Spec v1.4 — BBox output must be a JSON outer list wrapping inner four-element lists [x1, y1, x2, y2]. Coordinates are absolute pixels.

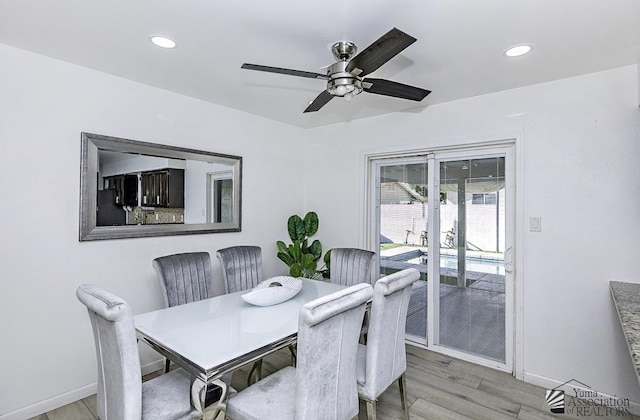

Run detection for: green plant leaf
[[303, 261, 317, 272], [308, 240, 322, 260], [303, 212, 319, 236], [277, 251, 294, 266], [288, 215, 305, 241], [276, 240, 288, 254], [322, 249, 332, 278], [289, 241, 303, 262], [301, 254, 317, 271], [290, 263, 303, 278]]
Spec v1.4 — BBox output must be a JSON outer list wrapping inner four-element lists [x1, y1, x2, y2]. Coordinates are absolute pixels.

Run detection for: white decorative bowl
[[241, 276, 303, 307]]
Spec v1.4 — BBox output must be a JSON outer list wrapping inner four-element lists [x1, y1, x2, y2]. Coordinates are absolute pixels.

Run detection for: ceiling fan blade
[[346, 28, 416, 77], [363, 78, 431, 101], [304, 90, 334, 113], [241, 63, 330, 80]]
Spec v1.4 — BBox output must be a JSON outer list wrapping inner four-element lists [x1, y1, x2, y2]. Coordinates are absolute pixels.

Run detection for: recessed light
[[504, 44, 531, 57], [150, 36, 176, 49]]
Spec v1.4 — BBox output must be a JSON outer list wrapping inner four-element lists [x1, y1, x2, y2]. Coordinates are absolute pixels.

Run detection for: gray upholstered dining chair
[[356, 268, 420, 420], [216, 245, 263, 294], [216, 245, 270, 384], [329, 248, 377, 342], [153, 252, 219, 373], [76, 284, 201, 420], [153, 252, 218, 310], [225, 283, 374, 420], [329, 248, 376, 286], [153, 252, 232, 416]]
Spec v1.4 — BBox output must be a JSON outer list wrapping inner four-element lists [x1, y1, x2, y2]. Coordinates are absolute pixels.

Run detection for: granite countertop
[[610, 281, 640, 383]]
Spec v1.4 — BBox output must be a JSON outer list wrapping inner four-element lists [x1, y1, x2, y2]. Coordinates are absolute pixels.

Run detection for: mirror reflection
[[80, 133, 242, 241]]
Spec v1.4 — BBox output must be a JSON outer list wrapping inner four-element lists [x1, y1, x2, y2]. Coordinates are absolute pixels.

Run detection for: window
[[472, 193, 497, 205]]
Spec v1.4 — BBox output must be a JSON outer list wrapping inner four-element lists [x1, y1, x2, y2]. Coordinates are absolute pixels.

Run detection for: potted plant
[[276, 211, 330, 278]]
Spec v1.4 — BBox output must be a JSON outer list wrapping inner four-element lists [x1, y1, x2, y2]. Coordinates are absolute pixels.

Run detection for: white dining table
[[134, 278, 346, 411]]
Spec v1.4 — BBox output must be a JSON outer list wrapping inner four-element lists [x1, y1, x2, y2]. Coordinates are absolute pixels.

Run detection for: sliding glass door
[[370, 145, 514, 369], [375, 157, 430, 340], [436, 156, 507, 363]]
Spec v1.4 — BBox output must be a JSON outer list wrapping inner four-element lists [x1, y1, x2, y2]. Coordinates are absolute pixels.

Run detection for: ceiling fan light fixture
[[150, 35, 176, 49], [504, 44, 531, 57], [242, 28, 430, 112], [331, 41, 357, 61], [327, 76, 363, 98]]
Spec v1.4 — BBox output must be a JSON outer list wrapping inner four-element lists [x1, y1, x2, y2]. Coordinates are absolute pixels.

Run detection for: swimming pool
[[407, 252, 505, 276]]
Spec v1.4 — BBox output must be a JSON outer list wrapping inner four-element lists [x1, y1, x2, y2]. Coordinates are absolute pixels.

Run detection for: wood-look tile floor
[[30, 345, 637, 420]]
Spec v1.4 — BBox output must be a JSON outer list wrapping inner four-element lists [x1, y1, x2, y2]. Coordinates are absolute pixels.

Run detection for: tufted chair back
[[153, 252, 217, 307], [216, 246, 263, 293], [329, 247, 376, 286]]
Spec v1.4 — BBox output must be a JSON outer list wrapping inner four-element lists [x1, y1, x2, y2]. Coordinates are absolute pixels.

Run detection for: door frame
[[428, 146, 514, 372], [206, 170, 233, 223], [362, 137, 524, 376]]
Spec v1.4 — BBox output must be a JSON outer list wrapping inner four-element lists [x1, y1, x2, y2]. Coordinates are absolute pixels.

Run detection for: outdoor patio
[[381, 246, 506, 363]]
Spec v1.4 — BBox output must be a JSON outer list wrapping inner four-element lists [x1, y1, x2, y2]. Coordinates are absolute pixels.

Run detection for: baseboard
[[0, 383, 96, 420], [0, 359, 164, 420], [524, 372, 640, 415], [141, 358, 165, 376]]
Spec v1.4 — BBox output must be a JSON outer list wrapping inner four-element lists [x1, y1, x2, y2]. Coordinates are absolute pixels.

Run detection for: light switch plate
[[530, 216, 541, 232]]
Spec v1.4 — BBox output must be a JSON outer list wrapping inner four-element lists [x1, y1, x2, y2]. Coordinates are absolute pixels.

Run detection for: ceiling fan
[[241, 28, 431, 113]]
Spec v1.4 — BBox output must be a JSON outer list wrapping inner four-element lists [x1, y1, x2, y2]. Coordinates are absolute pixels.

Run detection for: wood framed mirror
[[79, 132, 242, 241]]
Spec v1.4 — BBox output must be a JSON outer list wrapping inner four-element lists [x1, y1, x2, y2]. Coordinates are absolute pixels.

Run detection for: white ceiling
[[1, 0, 639, 129]]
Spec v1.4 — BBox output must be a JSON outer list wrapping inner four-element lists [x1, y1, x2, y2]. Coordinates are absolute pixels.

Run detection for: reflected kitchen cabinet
[[141, 168, 184, 208], [103, 174, 138, 207]]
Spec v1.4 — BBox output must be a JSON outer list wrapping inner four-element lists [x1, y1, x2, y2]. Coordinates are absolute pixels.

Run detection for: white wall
[[0, 44, 305, 418], [2, 39, 639, 417], [305, 66, 640, 404], [100, 155, 184, 177]]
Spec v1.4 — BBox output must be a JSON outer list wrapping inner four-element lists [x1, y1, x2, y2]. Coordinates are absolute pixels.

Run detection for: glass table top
[[134, 278, 345, 377]]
